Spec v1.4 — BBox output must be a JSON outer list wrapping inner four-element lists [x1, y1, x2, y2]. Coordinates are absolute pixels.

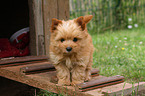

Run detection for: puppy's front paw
[[85, 76, 91, 82], [58, 80, 70, 86]]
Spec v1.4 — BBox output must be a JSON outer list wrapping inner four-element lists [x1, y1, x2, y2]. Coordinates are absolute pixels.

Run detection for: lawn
[[92, 27, 145, 83]]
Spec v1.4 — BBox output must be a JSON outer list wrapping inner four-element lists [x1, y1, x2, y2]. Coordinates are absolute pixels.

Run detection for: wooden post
[[57, 0, 70, 20], [43, 0, 70, 56], [42, 0, 58, 56], [29, 0, 69, 56], [29, 0, 45, 56]]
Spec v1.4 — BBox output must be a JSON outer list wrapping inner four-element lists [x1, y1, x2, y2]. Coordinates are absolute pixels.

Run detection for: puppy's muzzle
[[66, 47, 72, 52]]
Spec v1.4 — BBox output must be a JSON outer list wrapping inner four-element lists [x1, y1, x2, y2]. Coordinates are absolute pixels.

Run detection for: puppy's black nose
[[66, 47, 72, 52]]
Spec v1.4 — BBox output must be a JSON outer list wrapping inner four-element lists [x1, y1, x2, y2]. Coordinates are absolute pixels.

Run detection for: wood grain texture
[[29, 0, 69, 55], [36, 0, 45, 55], [78, 75, 124, 89], [29, 0, 45, 55], [42, 0, 58, 56], [0, 55, 48, 66], [0, 64, 102, 96], [29, 0, 38, 56], [20, 63, 54, 73], [80, 80, 124, 92], [42, 0, 70, 56], [57, 0, 70, 20]]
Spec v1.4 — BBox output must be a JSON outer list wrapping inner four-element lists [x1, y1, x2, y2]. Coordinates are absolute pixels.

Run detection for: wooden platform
[[0, 57, 145, 96]]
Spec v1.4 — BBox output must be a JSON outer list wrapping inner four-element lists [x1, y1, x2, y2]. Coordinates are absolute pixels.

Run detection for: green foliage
[[37, 90, 57, 96], [70, 0, 145, 33]]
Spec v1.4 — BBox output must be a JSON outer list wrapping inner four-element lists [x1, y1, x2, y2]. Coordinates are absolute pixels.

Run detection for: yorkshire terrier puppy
[[49, 15, 94, 86]]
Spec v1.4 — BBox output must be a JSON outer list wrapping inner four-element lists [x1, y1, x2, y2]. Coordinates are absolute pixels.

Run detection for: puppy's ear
[[51, 18, 62, 32], [75, 16, 86, 30], [83, 15, 93, 24], [75, 15, 93, 30]]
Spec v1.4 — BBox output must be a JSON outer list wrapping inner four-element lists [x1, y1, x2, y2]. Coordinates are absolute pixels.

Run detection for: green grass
[[92, 27, 145, 83]]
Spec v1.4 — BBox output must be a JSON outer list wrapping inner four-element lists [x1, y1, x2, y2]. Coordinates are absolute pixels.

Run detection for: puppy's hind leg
[[55, 64, 70, 86]]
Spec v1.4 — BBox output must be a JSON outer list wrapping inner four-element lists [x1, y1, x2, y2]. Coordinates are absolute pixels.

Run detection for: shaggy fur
[[49, 15, 94, 86]]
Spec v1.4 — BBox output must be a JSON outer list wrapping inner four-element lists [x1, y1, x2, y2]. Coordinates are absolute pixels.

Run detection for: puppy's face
[[50, 15, 93, 55]]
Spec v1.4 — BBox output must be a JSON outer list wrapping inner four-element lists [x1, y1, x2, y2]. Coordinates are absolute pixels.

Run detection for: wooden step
[[0, 55, 48, 67], [0, 58, 144, 96], [77, 75, 124, 92]]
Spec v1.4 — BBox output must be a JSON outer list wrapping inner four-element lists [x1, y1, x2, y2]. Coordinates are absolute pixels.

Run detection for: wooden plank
[[100, 82, 145, 96], [28, 0, 45, 56], [0, 63, 144, 96], [20, 63, 54, 73], [0, 60, 48, 68], [57, 0, 70, 20], [0, 56, 48, 67], [91, 69, 100, 77], [85, 82, 145, 96], [36, 0, 45, 55], [91, 69, 99, 75], [0, 64, 102, 96], [42, 0, 58, 56], [38, 35, 45, 55], [80, 80, 124, 92], [20, 63, 99, 76], [42, 0, 70, 56], [77, 75, 124, 92], [28, 0, 38, 56]]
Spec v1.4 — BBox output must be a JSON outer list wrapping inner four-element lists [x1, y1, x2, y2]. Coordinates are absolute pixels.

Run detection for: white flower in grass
[[133, 45, 135, 47], [119, 40, 122, 42], [128, 25, 132, 29], [139, 41, 143, 44], [128, 18, 132, 21], [134, 24, 138, 27], [115, 46, 118, 48], [124, 37, 127, 40]]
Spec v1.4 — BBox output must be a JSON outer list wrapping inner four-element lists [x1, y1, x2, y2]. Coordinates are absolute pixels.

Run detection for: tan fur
[[49, 15, 94, 86]]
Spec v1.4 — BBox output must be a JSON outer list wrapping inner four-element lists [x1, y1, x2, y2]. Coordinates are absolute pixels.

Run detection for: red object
[[0, 38, 29, 58], [11, 32, 29, 49]]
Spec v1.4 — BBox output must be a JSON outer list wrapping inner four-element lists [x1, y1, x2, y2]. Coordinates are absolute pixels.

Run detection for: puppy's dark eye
[[73, 38, 78, 42], [60, 38, 65, 42]]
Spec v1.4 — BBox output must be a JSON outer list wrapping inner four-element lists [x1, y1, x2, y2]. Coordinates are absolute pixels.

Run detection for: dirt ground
[[0, 76, 39, 96]]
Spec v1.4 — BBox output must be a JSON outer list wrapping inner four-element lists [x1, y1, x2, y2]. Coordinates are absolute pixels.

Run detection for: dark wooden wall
[[29, 0, 69, 56]]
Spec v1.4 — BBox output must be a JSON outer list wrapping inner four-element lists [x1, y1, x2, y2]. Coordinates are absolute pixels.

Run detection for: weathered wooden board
[[0, 56, 48, 67], [28, 0, 69, 55], [0, 62, 144, 96], [36, 0, 45, 55], [77, 75, 124, 92], [90, 82, 145, 96], [28, 0, 44, 55], [0, 62, 102, 96], [57, 0, 70, 20], [42, 0, 70, 56], [42, 0, 58, 56]]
